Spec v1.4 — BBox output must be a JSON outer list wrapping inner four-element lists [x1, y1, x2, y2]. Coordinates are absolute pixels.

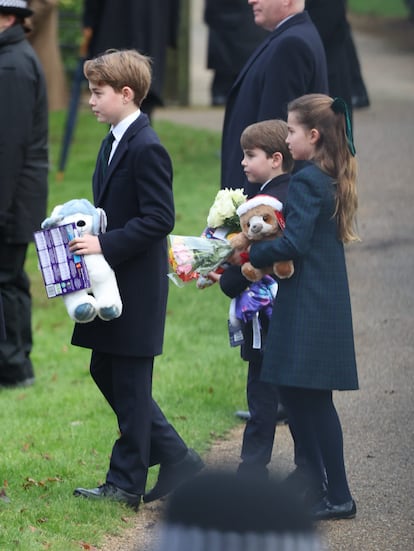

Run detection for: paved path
[[104, 13, 414, 551]]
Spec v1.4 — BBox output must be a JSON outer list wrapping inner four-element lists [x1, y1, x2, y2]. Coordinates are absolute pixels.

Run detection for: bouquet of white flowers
[[206, 188, 247, 232]]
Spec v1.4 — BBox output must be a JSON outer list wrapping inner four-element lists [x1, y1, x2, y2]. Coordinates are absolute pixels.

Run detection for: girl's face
[[88, 82, 125, 126], [286, 111, 317, 161], [241, 147, 276, 184]]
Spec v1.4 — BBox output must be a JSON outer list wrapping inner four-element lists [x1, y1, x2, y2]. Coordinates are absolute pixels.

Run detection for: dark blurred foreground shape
[[152, 471, 327, 551]]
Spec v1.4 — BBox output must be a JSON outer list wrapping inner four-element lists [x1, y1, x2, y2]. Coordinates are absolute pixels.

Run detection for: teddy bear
[[229, 194, 294, 282], [40, 198, 122, 323]]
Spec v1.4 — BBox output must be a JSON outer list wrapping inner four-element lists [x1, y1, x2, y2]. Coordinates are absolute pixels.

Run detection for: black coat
[[305, 0, 352, 110], [0, 25, 48, 243], [0, 295, 5, 341], [83, 0, 180, 105], [221, 12, 328, 196], [204, 0, 268, 75], [72, 114, 175, 357]]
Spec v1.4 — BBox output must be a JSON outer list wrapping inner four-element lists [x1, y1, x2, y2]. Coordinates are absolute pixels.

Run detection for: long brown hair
[[288, 94, 359, 243]]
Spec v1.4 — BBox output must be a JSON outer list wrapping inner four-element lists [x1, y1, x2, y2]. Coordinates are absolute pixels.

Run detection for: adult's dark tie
[[99, 131, 115, 179]]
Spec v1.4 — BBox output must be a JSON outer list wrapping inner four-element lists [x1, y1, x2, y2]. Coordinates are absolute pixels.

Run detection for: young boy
[[69, 49, 203, 510], [212, 120, 294, 478]]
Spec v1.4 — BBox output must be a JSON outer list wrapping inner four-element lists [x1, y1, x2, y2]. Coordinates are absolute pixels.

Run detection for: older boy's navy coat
[[221, 11, 328, 196], [250, 164, 358, 391], [72, 114, 174, 358]]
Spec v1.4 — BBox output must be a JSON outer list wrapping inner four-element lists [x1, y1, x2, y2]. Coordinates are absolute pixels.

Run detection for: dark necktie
[[99, 131, 115, 179]]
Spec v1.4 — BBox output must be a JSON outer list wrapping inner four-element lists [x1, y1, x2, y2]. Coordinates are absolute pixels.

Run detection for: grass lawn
[[0, 108, 246, 550], [348, 0, 410, 18]]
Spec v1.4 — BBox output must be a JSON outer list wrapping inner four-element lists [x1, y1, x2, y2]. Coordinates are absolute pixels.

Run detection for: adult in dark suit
[[204, 0, 269, 106], [82, 0, 180, 119], [70, 50, 203, 510], [221, 0, 328, 197], [306, 0, 352, 115]]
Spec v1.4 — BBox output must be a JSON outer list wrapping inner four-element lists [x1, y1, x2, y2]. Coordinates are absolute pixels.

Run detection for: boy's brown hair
[[84, 49, 152, 107], [240, 120, 294, 173]]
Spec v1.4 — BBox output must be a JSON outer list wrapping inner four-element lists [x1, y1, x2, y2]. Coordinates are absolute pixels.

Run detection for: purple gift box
[[33, 223, 91, 298]]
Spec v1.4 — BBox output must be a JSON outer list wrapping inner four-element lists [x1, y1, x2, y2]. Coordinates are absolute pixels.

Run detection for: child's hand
[[69, 234, 102, 255], [206, 271, 221, 283], [227, 249, 245, 266]]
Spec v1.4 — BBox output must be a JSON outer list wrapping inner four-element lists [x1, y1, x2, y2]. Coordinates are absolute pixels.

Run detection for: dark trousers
[[345, 22, 369, 98], [278, 386, 352, 504], [239, 358, 279, 476], [90, 351, 188, 494], [0, 242, 34, 384]]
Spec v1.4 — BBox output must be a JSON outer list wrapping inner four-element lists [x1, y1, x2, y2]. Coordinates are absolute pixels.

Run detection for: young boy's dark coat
[[72, 114, 174, 357]]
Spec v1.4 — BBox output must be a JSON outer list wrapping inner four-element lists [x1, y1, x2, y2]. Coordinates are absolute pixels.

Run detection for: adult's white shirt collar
[[275, 13, 296, 29]]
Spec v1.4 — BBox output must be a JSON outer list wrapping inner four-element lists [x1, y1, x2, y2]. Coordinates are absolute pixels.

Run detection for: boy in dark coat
[[70, 49, 203, 510], [0, 0, 48, 388], [210, 120, 294, 478]]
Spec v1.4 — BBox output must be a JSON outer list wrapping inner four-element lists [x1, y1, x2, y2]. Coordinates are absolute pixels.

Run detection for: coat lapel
[[230, 12, 308, 92], [94, 114, 150, 203]]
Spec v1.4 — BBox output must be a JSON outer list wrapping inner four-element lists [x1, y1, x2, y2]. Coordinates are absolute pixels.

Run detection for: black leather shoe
[[283, 467, 327, 507], [312, 497, 356, 521], [275, 403, 289, 424], [0, 377, 35, 389], [73, 482, 141, 511], [235, 404, 288, 424], [235, 410, 251, 421], [352, 94, 370, 109], [143, 448, 204, 503]]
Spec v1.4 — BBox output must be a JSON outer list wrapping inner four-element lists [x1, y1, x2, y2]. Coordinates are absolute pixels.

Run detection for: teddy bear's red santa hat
[[236, 194, 286, 230]]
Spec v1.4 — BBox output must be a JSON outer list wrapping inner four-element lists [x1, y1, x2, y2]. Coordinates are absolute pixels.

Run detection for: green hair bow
[[331, 97, 356, 156]]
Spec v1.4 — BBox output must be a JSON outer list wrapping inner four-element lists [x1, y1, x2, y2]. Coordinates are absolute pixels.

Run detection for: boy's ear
[[271, 151, 283, 167], [121, 86, 134, 103]]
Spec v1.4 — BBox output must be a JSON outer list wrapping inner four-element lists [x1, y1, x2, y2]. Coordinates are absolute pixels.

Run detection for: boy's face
[[241, 147, 281, 184], [88, 82, 128, 126]]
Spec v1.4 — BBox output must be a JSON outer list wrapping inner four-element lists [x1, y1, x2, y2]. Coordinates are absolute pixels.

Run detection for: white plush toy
[[41, 198, 122, 324]]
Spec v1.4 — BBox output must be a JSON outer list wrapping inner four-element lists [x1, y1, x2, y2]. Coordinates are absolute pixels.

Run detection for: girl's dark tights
[[279, 386, 352, 504]]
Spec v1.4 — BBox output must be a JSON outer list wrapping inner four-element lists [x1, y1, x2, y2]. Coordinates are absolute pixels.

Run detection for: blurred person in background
[[81, 0, 180, 121], [0, 0, 48, 389], [28, 0, 68, 111], [305, 0, 352, 114], [204, 0, 269, 106], [306, 0, 369, 114]]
